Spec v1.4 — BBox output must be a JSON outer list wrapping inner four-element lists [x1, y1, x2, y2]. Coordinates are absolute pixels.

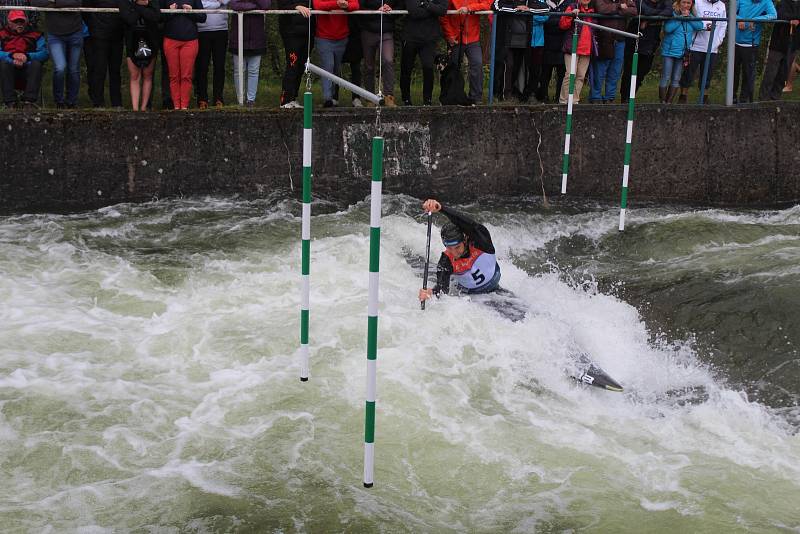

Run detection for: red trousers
[[163, 37, 199, 109]]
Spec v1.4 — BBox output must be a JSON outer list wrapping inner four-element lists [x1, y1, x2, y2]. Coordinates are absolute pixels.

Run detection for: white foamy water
[[0, 197, 798, 532]]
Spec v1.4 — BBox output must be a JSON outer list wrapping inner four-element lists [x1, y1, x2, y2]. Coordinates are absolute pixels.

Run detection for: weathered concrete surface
[[0, 103, 798, 213]]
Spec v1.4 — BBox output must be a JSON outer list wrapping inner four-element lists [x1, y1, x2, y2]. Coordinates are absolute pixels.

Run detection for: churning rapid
[[0, 195, 798, 531]]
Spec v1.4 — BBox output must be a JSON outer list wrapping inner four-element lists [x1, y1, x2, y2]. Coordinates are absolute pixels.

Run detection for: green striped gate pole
[[619, 52, 638, 231], [561, 23, 579, 194], [364, 135, 384, 488], [300, 91, 312, 381]]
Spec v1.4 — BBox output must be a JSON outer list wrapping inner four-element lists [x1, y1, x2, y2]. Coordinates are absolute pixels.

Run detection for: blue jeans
[[48, 30, 84, 106], [232, 54, 261, 103], [589, 40, 625, 102], [660, 56, 684, 88], [315, 36, 347, 101]]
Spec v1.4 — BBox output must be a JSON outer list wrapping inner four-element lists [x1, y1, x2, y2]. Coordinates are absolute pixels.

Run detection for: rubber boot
[[658, 86, 667, 103], [665, 86, 678, 104], [678, 92, 688, 104]]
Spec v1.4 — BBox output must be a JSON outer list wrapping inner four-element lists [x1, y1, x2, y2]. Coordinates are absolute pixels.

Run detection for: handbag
[[134, 38, 152, 60]]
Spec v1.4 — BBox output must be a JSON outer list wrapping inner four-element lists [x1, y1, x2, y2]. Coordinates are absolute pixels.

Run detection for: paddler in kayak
[[418, 198, 501, 303]]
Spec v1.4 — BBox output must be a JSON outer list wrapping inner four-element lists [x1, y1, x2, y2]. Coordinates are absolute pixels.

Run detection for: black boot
[[665, 87, 678, 103]]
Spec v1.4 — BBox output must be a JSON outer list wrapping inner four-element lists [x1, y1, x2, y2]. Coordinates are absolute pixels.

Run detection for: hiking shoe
[[678, 94, 688, 104], [403, 98, 412, 106], [384, 95, 397, 107], [352, 97, 363, 107], [281, 100, 303, 109], [323, 100, 334, 108], [215, 99, 224, 109], [198, 100, 209, 110]]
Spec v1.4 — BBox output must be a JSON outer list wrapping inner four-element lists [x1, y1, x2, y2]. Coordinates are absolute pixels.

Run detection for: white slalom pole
[[363, 136, 384, 488]]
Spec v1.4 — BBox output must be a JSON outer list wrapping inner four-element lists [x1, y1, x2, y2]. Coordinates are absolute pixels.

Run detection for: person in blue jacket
[[0, 10, 49, 108], [659, 0, 704, 103], [733, 0, 777, 103]]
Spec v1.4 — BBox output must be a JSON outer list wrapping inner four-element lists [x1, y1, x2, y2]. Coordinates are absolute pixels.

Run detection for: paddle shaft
[[421, 212, 433, 310]]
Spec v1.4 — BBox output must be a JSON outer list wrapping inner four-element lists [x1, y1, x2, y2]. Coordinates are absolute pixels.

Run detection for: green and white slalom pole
[[619, 50, 638, 231], [363, 135, 384, 488], [300, 91, 312, 381], [561, 21, 580, 195]]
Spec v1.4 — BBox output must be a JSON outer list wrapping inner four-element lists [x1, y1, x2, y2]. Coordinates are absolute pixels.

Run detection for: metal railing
[[1, 5, 795, 108]]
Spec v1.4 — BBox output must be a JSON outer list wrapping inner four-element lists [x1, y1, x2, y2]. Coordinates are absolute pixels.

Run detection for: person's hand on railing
[[182, 2, 193, 9], [457, 6, 468, 13], [295, 4, 311, 17], [516, 4, 530, 11], [336, 0, 348, 8], [378, 3, 392, 12]]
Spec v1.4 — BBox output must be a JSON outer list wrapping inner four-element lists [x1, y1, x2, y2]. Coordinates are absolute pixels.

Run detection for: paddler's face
[[445, 242, 467, 257]]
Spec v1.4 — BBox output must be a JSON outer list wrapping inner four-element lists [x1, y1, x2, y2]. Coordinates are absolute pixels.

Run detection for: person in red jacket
[[440, 0, 493, 104], [558, 0, 595, 104], [313, 0, 359, 107]]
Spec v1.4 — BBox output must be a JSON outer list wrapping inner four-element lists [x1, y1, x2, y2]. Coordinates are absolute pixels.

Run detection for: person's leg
[[785, 53, 799, 91], [316, 37, 335, 102], [22, 60, 44, 103], [160, 46, 172, 109], [108, 32, 124, 107], [163, 37, 182, 109], [573, 55, 589, 103], [65, 30, 84, 107], [210, 30, 227, 104], [182, 38, 199, 108], [90, 36, 110, 106], [245, 54, 261, 104], [380, 32, 395, 96], [526, 47, 543, 101], [742, 45, 757, 102], [361, 31, 378, 95], [141, 59, 155, 110], [280, 32, 305, 105], [559, 53, 572, 104], [127, 58, 142, 110], [194, 31, 212, 105], [637, 53, 655, 91], [589, 58, 609, 102], [603, 40, 625, 102], [659, 56, 673, 101], [331, 38, 346, 88], [400, 40, 416, 103], [419, 40, 435, 104], [466, 41, 483, 102], [48, 33, 67, 105], [0, 62, 16, 105]]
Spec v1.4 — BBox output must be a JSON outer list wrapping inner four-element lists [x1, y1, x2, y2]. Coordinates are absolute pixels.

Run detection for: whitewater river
[[0, 195, 798, 532]]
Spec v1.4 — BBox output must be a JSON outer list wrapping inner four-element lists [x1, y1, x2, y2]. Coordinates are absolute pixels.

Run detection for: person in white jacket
[[195, 0, 230, 108], [678, 0, 726, 103]]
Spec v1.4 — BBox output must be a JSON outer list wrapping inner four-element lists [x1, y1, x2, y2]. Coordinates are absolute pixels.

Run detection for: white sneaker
[[281, 100, 302, 109], [332, 99, 339, 106], [352, 97, 363, 107]]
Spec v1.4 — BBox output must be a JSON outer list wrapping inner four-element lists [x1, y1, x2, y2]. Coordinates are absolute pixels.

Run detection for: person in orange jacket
[[440, 0, 493, 104]]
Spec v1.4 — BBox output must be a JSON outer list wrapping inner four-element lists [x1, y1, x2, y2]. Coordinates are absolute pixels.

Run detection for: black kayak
[[573, 353, 624, 392]]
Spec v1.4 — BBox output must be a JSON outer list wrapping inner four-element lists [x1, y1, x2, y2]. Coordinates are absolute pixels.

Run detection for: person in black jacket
[[86, 0, 125, 107], [278, 0, 313, 108], [160, 0, 206, 109], [536, 0, 567, 103], [30, 0, 84, 108], [361, 0, 398, 106], [759, 0, 800, 100], [400, 0, 446, 105], [619, 0, 672, 103], [418, 198, 501, 303], [119, 0, 160, 110]]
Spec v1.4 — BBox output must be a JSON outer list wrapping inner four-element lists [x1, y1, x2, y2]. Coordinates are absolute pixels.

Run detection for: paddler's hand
[[419, 288, 433, 302], [422, 199, 441, 213]]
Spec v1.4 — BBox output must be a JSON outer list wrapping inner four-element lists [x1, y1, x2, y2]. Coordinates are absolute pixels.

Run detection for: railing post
[[237, 11, 245, 106], [726, 0, 737, 106]]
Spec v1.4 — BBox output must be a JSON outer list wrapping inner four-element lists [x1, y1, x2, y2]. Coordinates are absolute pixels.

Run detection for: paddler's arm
[[419, 253, 453, 301], [440, 206, 496, 254]]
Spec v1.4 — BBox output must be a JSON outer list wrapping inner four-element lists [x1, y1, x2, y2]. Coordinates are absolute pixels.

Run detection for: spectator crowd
[[0, 0, 798, 110]]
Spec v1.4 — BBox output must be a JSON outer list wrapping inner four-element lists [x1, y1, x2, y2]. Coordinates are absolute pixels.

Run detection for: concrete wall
[[0, 103, 798, 213]]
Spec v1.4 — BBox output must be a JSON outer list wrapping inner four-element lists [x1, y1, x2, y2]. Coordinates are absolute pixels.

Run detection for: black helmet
[[441, 223, 464, 246]]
